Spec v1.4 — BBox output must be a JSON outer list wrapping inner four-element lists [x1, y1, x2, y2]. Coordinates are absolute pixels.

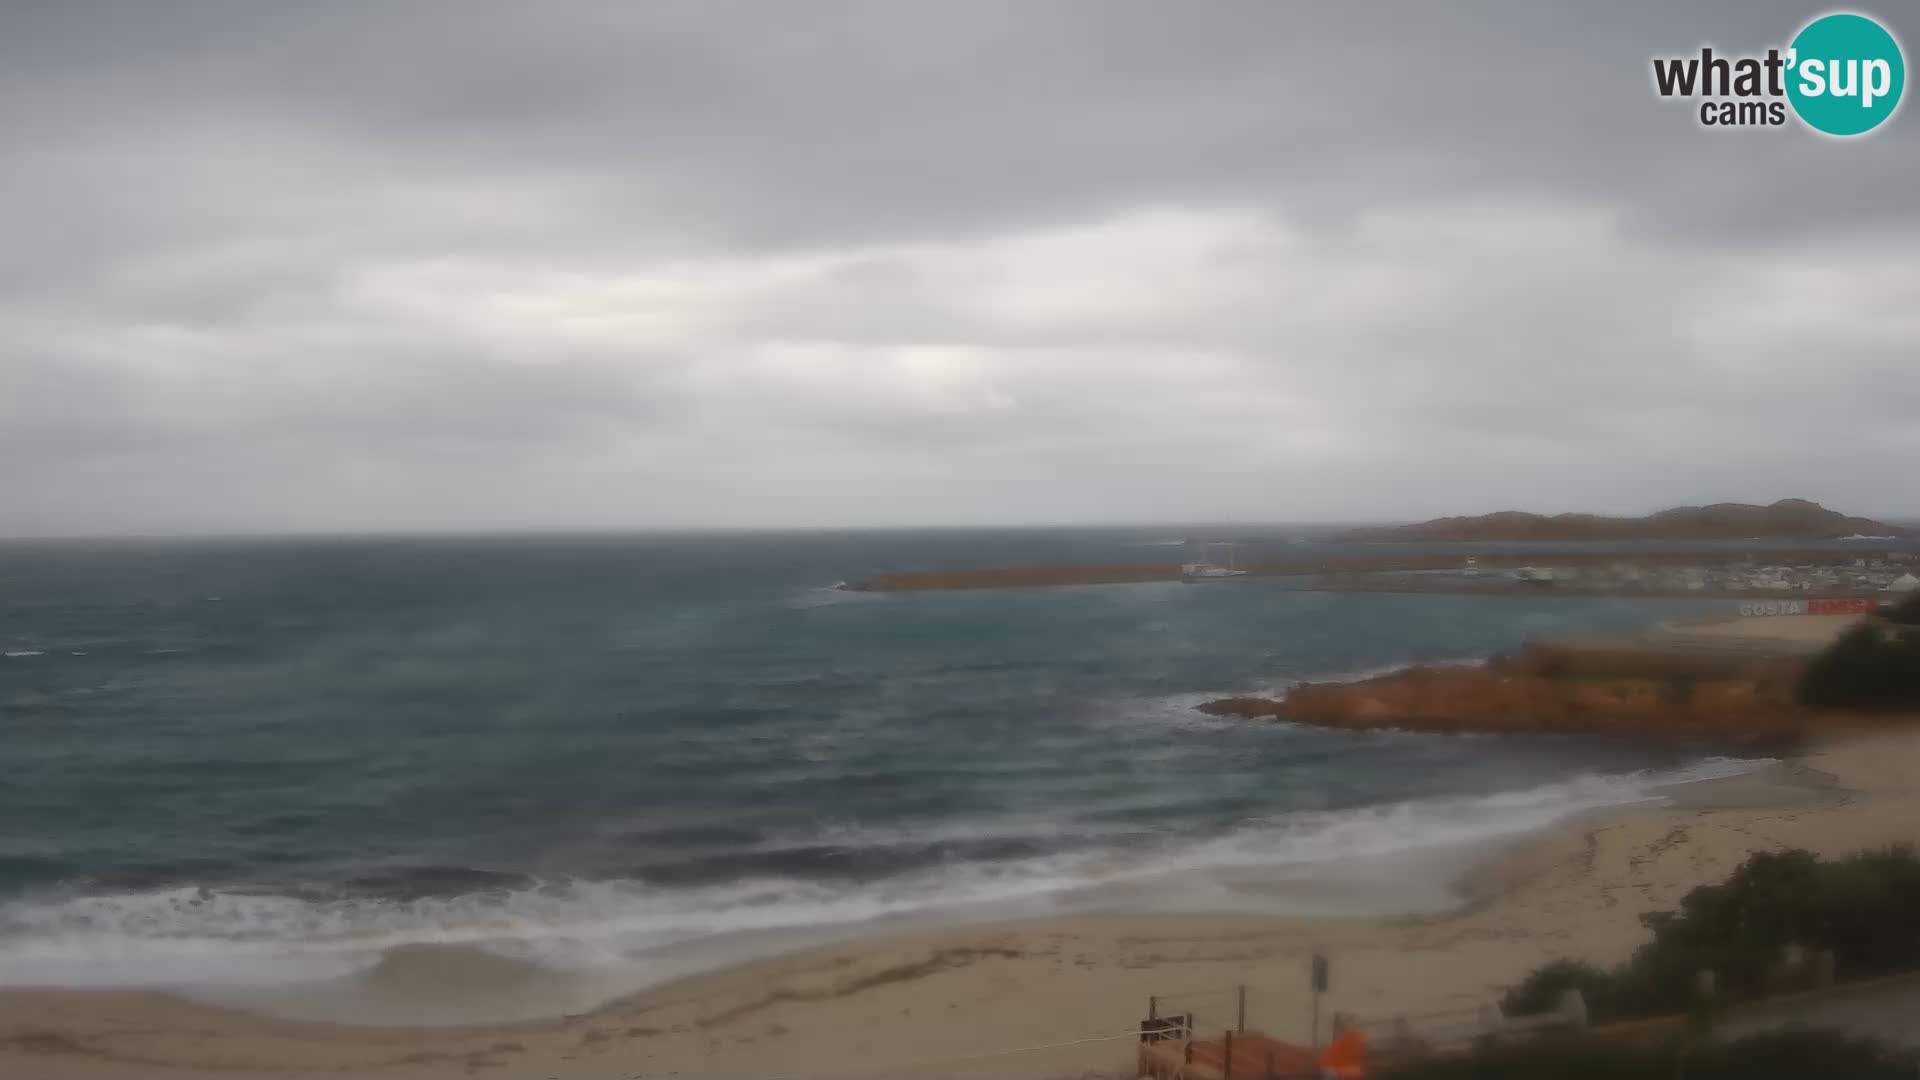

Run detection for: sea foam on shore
[[0, 757, 1764, 1024]]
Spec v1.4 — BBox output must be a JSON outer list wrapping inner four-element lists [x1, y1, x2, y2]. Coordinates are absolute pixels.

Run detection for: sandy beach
[[3, 727, 1917, 1079], [1655, 612, 1867, 647]]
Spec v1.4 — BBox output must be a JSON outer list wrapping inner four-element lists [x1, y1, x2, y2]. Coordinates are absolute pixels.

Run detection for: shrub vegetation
[[1879, 591, 1920, 627], [1500, 847, 1920, 1025], [1796, 621, 1920, 709]]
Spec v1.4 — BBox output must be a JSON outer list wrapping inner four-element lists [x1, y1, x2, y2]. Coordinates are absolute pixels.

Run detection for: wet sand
[[3, 730, 1917, 1079]]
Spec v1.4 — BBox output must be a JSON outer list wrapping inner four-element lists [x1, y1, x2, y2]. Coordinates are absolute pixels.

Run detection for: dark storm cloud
[[0, 1, 1916, 533]]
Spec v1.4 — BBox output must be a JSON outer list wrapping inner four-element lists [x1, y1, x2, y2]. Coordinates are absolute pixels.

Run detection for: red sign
[[1808, 598, 1874, 615]]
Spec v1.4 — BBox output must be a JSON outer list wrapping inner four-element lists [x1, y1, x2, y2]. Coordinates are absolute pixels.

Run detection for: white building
[[1891, 572, 1920, 593]]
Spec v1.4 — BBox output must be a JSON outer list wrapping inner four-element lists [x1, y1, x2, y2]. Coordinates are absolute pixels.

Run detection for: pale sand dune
[[1659, 613, 1865, 645], [4, 730, 1918, 1079]]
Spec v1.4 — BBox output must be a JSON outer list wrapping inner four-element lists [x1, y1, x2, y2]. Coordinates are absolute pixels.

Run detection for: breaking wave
[[0, 756, 1762, 1019]]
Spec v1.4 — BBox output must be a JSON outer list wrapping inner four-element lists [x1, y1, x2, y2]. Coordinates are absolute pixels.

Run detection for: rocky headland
[[1199, 642, 1850, 745]]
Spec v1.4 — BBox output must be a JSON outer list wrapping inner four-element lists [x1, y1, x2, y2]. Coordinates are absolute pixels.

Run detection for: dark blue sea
[[0, 530, 1760, 1022]]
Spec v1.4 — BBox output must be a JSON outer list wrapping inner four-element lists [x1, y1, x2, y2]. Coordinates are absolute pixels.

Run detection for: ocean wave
[[1167, 756, 1759, 871], [786, 584, 885, 608], [0, 866, 1077, 994], [3, 650, 46, 658], [1247, 656, 1486, 699], [0, 756, 1764, 1007], [754, 814, 1123, 854]]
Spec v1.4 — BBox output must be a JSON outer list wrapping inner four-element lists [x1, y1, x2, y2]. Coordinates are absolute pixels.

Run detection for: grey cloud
[[0, 1, 1916, 534], [11, 1, 1916, 254]]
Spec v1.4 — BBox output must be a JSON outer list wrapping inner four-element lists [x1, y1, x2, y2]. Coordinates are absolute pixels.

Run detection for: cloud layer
[[3, 1, 1916, 534]]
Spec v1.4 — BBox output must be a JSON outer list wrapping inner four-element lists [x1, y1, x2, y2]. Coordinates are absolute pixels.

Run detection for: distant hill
[[1337, 499, 1914, 543]]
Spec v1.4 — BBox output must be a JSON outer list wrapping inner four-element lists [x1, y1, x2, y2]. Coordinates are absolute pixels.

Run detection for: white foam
[[3, 650, 45, 658], [0, 756, 1766, 1014], [1249, 656, 1486, 699], [0, 871, 1073, 994], [760, 813, 1121, 853], [786, 585, 885, 608], [1168, 756, 1760, 874]]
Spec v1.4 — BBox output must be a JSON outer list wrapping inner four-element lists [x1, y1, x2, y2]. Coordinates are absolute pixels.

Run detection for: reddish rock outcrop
[[1199, 646, 1830, 744]]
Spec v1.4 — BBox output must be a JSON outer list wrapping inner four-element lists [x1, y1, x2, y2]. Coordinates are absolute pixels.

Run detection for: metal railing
[[1138, 981, 1590, 1077]]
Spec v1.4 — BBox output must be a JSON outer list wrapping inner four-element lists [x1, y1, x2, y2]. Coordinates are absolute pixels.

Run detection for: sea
[[0, 529, 1766, 1023]]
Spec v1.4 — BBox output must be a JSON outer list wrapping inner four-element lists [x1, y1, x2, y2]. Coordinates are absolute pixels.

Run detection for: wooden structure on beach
[[1138, 1022, 1333, 1079], [1134, 986, 1362, 1080], [1135, 984, 1589, 1078]]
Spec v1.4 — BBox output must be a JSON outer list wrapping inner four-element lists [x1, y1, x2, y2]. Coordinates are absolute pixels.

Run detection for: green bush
[[1796, 622, 1920, 709], [1377, 1028, 1914, 1080], [1501, 847, 1920, 1026], [1883, 592, 1920, 627], [1499, 960, 1620, 1021]]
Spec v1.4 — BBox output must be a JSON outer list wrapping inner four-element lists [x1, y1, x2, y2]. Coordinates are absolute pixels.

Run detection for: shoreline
[[843, 549, 1914, 593], [7, 731, 1919, 1078]]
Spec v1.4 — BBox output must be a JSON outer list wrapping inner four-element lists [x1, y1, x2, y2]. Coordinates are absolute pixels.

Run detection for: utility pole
[[1310, 950, 1329, 1049]]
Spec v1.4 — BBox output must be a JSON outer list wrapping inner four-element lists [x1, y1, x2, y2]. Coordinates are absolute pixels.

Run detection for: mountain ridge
[[1337, 499, 1914, 542]]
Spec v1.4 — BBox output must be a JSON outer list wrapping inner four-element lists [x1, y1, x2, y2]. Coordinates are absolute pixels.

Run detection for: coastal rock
[[1204, 647, 1816, 743]]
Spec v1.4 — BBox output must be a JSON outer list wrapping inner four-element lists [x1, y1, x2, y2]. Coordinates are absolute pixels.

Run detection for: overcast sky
[[2, 2, 1916, 536]]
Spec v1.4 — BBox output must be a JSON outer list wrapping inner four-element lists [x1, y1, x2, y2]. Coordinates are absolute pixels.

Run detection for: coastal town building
[[1391, 554, 1920, 597]]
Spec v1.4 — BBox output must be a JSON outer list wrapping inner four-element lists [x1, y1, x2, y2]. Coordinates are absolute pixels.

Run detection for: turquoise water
[[0, 530, 1748, 1020]]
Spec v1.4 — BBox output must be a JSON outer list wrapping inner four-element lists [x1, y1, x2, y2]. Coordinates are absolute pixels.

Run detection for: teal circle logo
[[1787, 12, 1905, 136]]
